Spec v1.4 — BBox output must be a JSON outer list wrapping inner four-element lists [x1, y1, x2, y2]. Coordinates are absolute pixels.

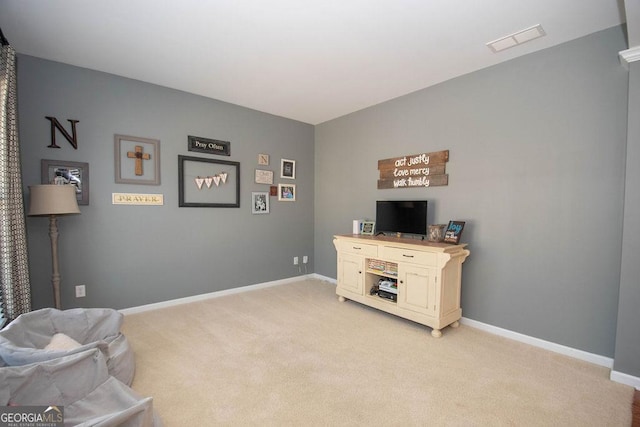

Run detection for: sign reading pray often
[[377, 150, 449, 189], [188, 135, 231, 156]]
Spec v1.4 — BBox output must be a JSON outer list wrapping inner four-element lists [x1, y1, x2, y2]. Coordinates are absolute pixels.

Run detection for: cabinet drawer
[[338, 241, 378, 257], [381, 246, 436, 266]]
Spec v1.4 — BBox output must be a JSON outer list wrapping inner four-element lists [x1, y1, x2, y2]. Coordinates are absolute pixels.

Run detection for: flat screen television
[[375, 200, 428, 236]]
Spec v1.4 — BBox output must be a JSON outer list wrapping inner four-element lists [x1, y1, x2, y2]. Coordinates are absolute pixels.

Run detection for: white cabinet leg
[[338, 295, 346, 302], [431, 328, 442, 338], [451, 321, 460, 328]]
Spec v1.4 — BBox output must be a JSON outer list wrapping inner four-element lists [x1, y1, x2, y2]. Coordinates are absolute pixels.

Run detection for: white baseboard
[[119, 274, 640, 389], [310, 273, 336, 284], [610, 370, 640, 390], [460, 317, 614, 369], [119, 274, 316, 315], [315, 277, 640, 388], [463, 318, 640, 389]]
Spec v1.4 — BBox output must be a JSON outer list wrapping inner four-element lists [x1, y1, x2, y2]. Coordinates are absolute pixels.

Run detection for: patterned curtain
[[0, 28, 31, 326]]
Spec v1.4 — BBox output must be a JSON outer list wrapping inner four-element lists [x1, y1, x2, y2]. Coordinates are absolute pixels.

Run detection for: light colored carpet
[[121, 278, 633, 426]]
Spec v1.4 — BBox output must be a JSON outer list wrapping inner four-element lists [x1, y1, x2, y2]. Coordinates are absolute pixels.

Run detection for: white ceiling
[[0, 0, 626, 125]]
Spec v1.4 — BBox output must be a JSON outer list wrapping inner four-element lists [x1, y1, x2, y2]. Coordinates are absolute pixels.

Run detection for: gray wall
[[612, 0, 640, 383], [613, 62, 640, 375], [315, 26, 629, 357], [18, 55, 315, 310]]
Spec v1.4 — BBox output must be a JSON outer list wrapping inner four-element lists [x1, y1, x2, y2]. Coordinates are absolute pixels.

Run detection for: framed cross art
[[115, 134, 161, 185]]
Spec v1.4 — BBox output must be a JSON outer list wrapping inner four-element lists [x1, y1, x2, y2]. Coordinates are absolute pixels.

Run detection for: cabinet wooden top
[[334, 234, 467, 253]]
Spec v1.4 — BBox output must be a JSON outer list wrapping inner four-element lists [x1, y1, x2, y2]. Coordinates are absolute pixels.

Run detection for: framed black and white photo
[[278, 183, 296, 201], [115, 134, 161, 185], [280, 158, 296, 179], [178, 155, 240, 207], [41, 159, 90, 205], [251, 192, 270, 214]]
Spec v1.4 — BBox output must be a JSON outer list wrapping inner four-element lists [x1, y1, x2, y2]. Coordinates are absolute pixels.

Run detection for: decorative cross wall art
[[127, 145, 151, 176], [115, 134, 161, 185], [178, 155, 240, 207]]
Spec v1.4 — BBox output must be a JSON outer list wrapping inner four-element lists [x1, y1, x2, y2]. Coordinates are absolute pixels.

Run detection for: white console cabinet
[[334, 234, 470, 337]]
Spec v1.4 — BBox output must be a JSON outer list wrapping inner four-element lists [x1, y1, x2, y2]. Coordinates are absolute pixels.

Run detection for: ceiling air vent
[[487, 24, 546, 53]]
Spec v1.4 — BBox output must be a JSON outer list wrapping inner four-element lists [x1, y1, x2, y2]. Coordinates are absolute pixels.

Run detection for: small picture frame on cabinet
[[361, 221, 375, 235], [443, 221, 465, 244]]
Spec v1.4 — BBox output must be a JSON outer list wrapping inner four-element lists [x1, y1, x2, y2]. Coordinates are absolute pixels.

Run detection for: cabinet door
[[337, 252, 365, 296], [397, 265, 437, 316]]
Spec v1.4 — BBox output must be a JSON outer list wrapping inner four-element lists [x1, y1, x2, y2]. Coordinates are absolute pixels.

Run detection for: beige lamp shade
[[28, 185, 81, 216]]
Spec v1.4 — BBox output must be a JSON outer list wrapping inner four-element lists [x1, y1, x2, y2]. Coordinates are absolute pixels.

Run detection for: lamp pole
[[48, 214, 62, 309], [28, 184, 80, 310]]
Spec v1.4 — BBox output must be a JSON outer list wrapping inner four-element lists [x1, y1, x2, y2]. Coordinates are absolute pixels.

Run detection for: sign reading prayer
[[112, 193, 164, 205], [377, 150, 449, 189]]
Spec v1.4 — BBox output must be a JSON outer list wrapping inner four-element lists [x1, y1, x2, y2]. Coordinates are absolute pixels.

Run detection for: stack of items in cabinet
[[377, 279, 398, 302], [368, 259, 398, 276]]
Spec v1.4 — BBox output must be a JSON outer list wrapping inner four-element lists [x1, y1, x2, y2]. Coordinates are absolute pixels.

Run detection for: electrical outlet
[[293, 256, 299, 265], [303, 256, 308, 264], [75, 285, 86, 298]]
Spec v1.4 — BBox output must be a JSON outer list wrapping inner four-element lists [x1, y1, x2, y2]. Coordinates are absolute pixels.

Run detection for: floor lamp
[[28, 184, 81, 309]]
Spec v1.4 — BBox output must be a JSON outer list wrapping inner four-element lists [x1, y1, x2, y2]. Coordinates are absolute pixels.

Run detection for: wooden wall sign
[[188, 135, 230, 156], [377, 150, 449, 189], [112, 193, 164, 206], [45, 116, 79, 149]]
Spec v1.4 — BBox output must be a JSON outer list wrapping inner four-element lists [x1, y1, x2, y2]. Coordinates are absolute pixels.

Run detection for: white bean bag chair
[[0, 348, 161, 426], [0, 307, 134, 385]]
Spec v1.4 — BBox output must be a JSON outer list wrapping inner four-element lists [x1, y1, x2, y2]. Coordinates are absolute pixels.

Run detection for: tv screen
[[375, 200, 428, 236]]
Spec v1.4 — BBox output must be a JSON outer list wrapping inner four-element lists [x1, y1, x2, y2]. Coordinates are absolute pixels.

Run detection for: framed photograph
[[280, 158, 296, 179], [277, 183, 296, 201], [41, 159, 90, 205], [444, 221, 466, 244], [258, 154, 270, 165], [255, 169, 274, 184], [115, 134, 160, 185], [178, 155, 240, 208], [361, 221, 375, 235], [251, 192, 270, 214], [270, 186, 278, 197]]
